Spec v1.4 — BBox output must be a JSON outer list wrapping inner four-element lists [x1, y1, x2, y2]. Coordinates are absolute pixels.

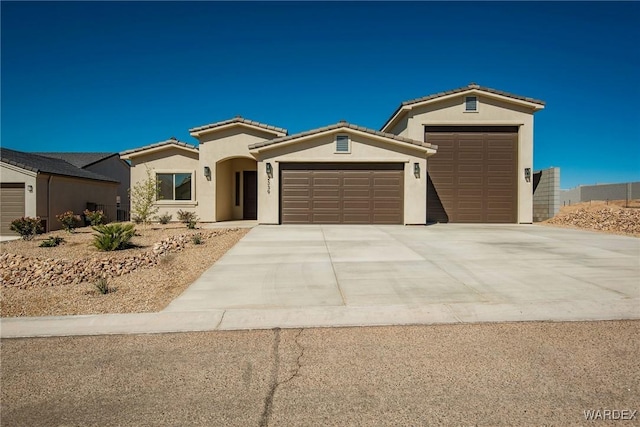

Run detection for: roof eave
[[249, 126, 436, 155], [120, 143, 198, 160], [190, 122, 287, 139]]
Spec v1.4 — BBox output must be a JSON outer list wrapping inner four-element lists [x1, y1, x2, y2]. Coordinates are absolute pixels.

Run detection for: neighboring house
[[34, 152, 131, 220], [121, 83, 545, 225], [0, 148, 120, 234]]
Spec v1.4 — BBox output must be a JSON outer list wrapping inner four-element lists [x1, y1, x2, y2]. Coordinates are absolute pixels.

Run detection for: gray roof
[[249, 121, 436, 151], [119, 138, 198, 157], [1, 148, 119, 183], [382, 83, 546, 130], [190, 116, 288, 135], [33, 152, 117, 168]]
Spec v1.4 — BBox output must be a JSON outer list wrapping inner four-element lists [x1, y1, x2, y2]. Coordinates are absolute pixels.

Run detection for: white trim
[[0, 162, 39, 178]]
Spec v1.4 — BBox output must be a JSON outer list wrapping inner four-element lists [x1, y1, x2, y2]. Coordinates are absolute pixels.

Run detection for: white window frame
[[464, 96, 478, 113], [155, 170, 196, 204], [335, 134, 351, 153]]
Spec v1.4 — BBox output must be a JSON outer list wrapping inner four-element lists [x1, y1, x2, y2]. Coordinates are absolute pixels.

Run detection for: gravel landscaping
[[542, 199, 640, 237], [0, 224, 248, 317]]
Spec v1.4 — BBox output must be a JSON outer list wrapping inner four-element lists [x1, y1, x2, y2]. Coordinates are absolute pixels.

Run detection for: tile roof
[[381, 83, 545, 131], [189, 116, 288, 136], [33, 152, 117, 168], [119, 138, 198, 157], [249, 121, 436, 151], [1, 148, 119, 183]]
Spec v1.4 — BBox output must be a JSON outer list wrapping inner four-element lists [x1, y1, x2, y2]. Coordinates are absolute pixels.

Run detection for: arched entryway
[[215, 157, 257, 221]]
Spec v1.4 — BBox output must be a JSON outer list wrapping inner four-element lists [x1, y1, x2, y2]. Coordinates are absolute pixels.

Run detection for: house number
[[267, 177, 271, 194]]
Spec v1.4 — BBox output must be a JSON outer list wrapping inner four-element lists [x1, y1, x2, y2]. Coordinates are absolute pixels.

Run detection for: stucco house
[[120, 83, 545, 225], [0, 148, 124, 234]]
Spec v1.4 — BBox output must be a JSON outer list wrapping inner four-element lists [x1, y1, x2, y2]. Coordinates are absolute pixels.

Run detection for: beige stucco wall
[[253, 131, 430, 225], [390, 94, 537, 223], [128, 147, 199, 221], [85, 156, 131, 211], [195, 126, 270, 222], [0, 163, 37, 218], [46, 176, 118, 231]]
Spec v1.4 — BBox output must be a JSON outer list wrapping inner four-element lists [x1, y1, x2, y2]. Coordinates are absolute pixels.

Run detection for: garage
[[425, 126, 518, 223], [280, 163, 404, 224], [1, 183, 25, 235]]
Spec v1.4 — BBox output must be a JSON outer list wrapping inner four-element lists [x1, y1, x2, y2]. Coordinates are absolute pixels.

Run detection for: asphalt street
[[2, 320, 639, 426]]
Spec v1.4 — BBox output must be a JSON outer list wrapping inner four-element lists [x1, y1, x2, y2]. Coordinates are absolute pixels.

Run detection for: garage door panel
[[281, 165, 403, 224], [426, 129, 517, 223], [1, 184, 26, 235]]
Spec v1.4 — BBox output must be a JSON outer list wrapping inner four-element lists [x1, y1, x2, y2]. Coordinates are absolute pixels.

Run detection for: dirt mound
[[543, 200, 640, 237]]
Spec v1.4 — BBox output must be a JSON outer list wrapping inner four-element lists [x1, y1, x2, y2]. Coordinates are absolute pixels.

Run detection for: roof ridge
[[189, 116, 288, 135]]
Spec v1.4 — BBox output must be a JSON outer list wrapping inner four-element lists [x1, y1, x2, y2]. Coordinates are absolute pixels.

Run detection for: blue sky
[[1, 1, 638, 189]]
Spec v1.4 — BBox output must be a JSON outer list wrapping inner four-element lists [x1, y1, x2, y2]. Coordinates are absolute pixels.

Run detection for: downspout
[[47, 175, 52, 233]]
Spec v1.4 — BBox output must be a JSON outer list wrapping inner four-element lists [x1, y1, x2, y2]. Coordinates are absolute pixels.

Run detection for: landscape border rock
[[1, 229, 239, 290]]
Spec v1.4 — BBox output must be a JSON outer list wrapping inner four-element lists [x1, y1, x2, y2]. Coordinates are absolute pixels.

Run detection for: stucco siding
[[400, 94, 536, 223], [255, 132, 428, 225], [48, 176, 118, 231], [129, 148, 199, 220], [85, 156, 130, 210]]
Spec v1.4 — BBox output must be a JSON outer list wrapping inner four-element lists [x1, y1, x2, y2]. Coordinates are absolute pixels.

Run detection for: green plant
[[56, 211, 79, 233], [39, 236, 64, 247], [92, 223, 136, 251], [157, 212, 172, 224], [94, 277, 112, 294], [191, 233, 203, 245], [130, 166, 160, 227], [84, 209, 106, 226], [10, 217, 43, 240], [177, 210, 198, 229]]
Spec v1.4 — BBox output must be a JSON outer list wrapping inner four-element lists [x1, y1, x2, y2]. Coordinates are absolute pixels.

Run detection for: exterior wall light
[[204, 166, 211, 180], [27, 185, 33, 192], [414, 162, 420, 178], [524, 167, 531, 182], [266, 162, 273, 178]]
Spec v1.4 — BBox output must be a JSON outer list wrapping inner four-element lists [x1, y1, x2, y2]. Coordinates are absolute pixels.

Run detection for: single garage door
[[281, 163, 404, 224], [425, 126, 518, 223], [1, 183, 26, 235]]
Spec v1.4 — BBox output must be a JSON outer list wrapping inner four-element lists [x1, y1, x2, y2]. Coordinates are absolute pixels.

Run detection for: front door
[[243, 171, 257, 220]]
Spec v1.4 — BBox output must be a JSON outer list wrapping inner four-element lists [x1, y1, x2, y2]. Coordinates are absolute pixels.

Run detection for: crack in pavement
[[259, 328, 305, 427]]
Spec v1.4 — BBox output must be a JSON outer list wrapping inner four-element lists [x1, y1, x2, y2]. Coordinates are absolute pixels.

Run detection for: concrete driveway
[[164, 224, 639, 323], [2, 224, 638, 337]]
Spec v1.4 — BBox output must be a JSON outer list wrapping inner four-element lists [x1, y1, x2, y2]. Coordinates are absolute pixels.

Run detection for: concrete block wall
[[561, 182, 640, 206], [532, 167, 560, 222]]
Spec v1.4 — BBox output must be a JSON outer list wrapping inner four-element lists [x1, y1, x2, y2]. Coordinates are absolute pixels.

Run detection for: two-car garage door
[[280, 163, 404, 224]]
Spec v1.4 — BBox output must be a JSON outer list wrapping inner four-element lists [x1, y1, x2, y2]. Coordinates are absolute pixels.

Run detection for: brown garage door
[[280, 163, 404, 224], [1, 183, 26, 235], [425, 126, 518, 223]]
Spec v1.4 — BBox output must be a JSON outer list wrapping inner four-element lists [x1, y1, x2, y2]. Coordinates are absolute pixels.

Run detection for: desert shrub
[[84, 209, 106, 226], [94, 277, 112, 294], [56, 211, 79, 233], [10, 217, 43, 240], [130, 167, 160, 227], [177, 210, 198, 229], [39, 236, 64, 247], [131, 216, 143, 225], [157, 212, 172, 224], [191, 233, 203, 245], [92, 223, 136, 251]]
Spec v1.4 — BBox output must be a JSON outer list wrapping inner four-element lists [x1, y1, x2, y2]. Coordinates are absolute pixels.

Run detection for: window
[[157, 173, 192, 200], [336, 135, 350, 152], [465, 96, 478, 112]]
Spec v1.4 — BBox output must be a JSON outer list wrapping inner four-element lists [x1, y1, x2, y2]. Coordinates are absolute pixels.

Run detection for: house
[[120, 83, 545, 225], [33, 152, 131, 221], [0, 148, 121, 234]]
